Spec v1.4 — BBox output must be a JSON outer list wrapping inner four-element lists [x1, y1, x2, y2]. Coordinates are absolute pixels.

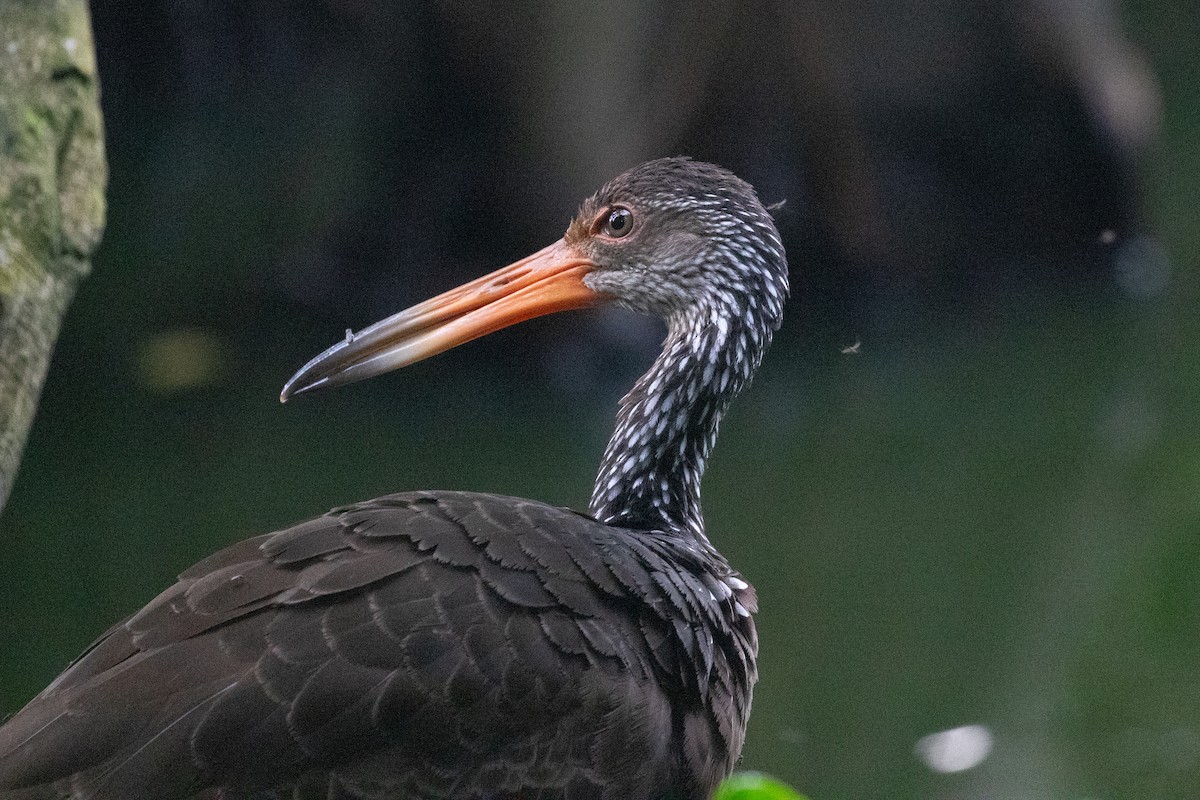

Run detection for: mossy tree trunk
[[0, 1, 105, 514]]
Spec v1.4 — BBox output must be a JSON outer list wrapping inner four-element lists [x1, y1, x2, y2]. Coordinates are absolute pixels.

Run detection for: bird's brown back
[[0, 491, 756, 800]]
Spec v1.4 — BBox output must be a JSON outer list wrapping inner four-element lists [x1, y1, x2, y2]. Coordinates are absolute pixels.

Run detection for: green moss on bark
[[0, 0, 106, 511]]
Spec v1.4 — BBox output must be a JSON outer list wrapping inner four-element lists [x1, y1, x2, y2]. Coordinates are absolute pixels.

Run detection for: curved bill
[[281, 239, 605, 401]]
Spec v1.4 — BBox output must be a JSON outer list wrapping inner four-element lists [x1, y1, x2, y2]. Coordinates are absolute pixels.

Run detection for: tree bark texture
[[0, 0, 105, 514]]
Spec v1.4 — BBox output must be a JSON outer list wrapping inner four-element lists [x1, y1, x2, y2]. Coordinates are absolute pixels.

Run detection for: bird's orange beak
[[280, 239, 605, 401]]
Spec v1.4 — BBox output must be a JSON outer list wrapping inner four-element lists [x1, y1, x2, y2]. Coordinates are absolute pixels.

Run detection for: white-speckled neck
[[588, 221, 787, 543]]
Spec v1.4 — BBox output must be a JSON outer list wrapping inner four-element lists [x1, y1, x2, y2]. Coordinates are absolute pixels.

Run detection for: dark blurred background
[[2, 1, 1198, 797]]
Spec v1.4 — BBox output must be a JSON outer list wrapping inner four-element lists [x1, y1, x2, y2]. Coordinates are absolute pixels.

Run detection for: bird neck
[[589, 306, 761, 544]]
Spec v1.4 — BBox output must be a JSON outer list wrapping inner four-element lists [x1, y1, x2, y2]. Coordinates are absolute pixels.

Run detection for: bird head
[[570, 158, 787, 325], [281, 157, 787, 401]]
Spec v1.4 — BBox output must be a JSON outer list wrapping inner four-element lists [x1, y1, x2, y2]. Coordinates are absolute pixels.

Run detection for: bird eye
[[601, 207, 634, 238]]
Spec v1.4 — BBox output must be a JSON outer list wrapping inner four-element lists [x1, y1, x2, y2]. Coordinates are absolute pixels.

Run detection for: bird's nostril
[[489, 267, 531, 290]]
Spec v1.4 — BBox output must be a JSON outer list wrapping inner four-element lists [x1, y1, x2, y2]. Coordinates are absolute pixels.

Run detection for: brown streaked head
[[281, 157, 787, 401]]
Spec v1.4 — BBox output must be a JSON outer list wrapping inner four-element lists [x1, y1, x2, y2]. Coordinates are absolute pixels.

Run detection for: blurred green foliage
[[717, 772, 810, 800]]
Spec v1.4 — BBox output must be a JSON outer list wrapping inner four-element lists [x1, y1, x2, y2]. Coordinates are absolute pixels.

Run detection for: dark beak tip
[[279, 376, 308, 404], [280, 370, 330, 403]]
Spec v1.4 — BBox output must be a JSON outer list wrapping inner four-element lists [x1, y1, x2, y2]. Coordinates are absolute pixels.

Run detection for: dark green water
[[4, 279, 1199, 799]]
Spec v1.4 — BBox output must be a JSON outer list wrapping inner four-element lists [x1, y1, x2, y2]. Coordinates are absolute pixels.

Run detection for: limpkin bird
[[0, 158, 788, 800]]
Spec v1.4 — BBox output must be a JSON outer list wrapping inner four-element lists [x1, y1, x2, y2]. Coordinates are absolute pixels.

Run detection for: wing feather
[[0, 491, 754, 800]]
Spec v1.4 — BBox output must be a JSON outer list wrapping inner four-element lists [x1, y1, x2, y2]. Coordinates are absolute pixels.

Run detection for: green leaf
[[714, 771, 811, 800]]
